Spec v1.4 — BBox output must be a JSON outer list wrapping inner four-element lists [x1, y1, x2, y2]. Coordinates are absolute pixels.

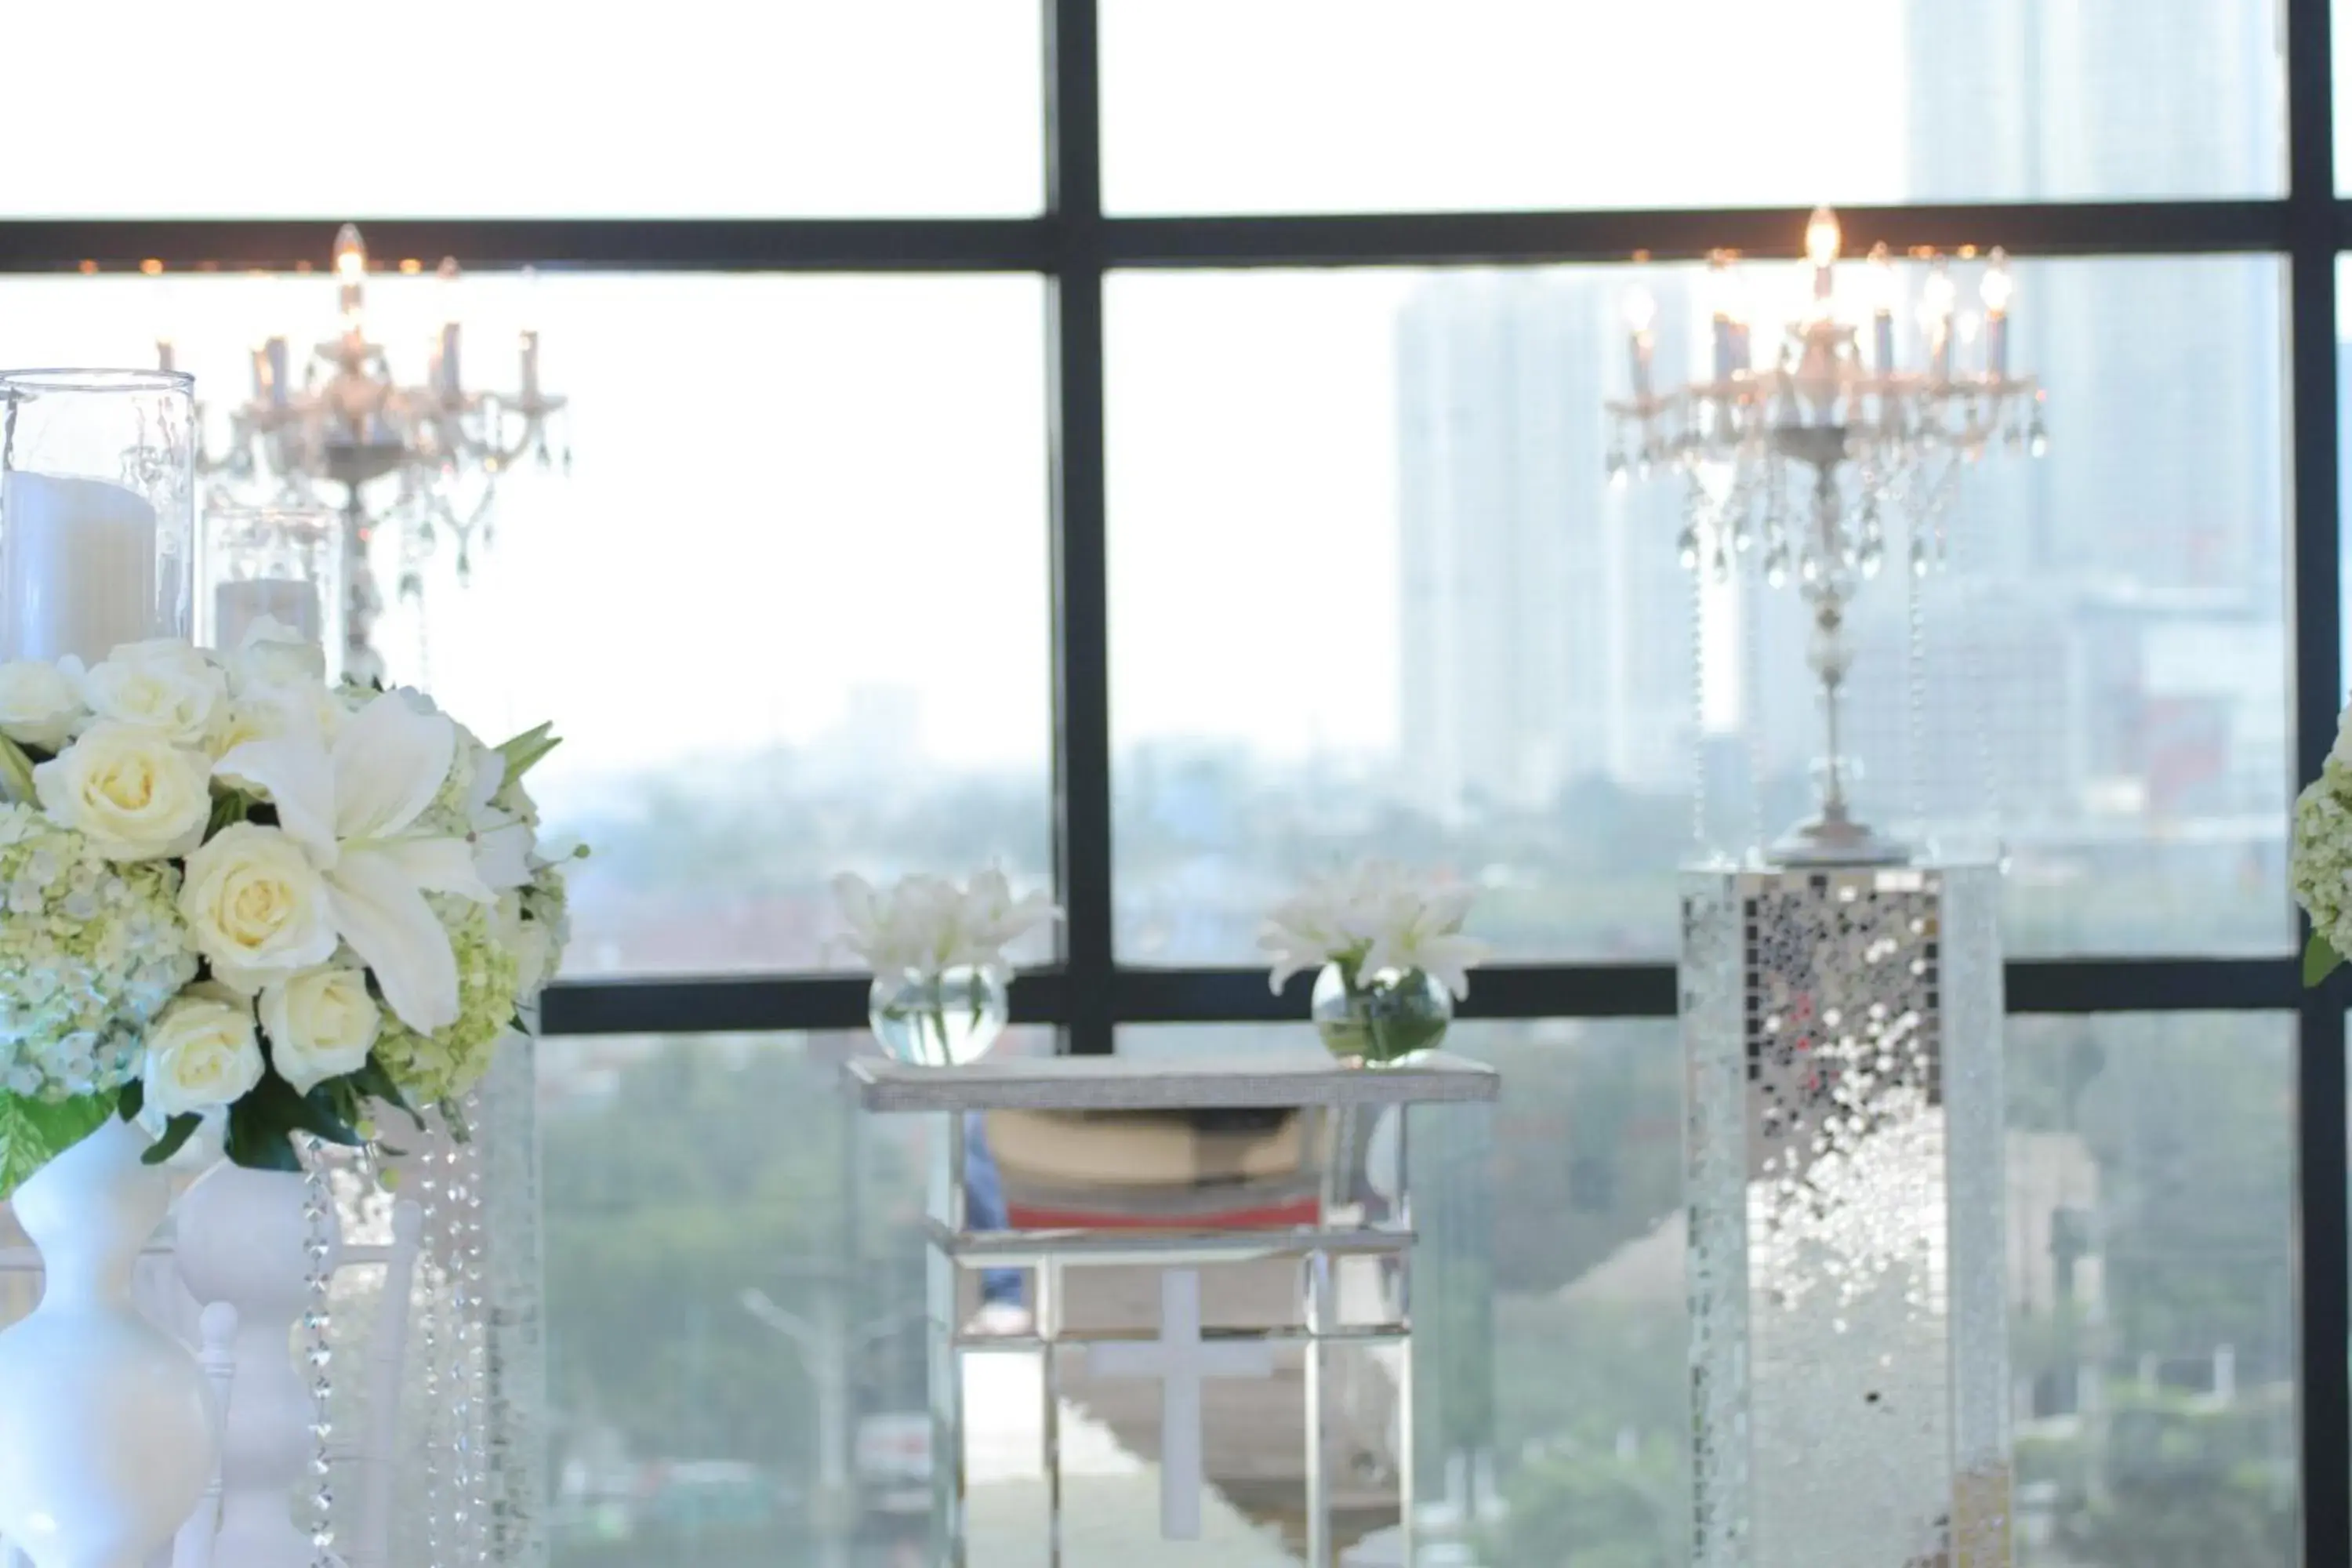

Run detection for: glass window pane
[[1115, 1013, 2299, 1566], [32, 271, 1051, 977], [1115, 1019, 1692, 1565], [2007, 1014, 2298, 1566], [1103, 0, 2285, 214], [1108, 258, 2288, 964], [539, 1029, 1051, 1566], [4, 2, 1041, 217]]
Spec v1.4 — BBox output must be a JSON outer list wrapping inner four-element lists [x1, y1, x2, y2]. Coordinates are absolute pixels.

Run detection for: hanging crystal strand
[[1904, 485, 1930, 853], [1947, 458, 2005, 862], [417, 1143, 449, 1568], [1741, 481, 1770, 861], [1689, 493, 1711, 857], [302, 1145, 338, 1568], [440, 1131, 481, 1568], [456, 1101, 494, 1566]]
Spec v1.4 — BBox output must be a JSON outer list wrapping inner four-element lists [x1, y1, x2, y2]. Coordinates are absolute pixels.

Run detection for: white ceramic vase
[[0, 1116, 218, 1568], [173, 1160, 341, 1568]]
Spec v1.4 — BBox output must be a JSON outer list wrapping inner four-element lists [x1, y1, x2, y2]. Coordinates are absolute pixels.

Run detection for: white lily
[[1356, 884, 1489, 1001], [454, 736, 535, 891], [956, 867, 1061, 968], [834, 869, 1058, 977], [1260, 862, 1489, 1000], [1258, 872, 1362, 992], [214, 691, 494, 1034]]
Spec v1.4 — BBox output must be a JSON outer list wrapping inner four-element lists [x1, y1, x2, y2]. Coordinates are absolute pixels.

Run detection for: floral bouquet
[[1260, 862, 1487, 1065], [2296, 712, 2352, 983], [0, 621, 579, 1194], [833, 868, 1059, 1066]]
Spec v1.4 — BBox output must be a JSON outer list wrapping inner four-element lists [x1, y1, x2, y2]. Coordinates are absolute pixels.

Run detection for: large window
[[9, 2, 2346, 1565]]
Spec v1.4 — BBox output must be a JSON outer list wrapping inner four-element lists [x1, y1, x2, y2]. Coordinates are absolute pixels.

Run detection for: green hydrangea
[[2296, 764, 2352, 958], [0, 804, 198, 1102], [416, 720, 486, 840], [372, 896, 519, 1105]]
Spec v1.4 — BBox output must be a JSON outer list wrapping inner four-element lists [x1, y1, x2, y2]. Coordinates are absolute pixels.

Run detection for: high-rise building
[[1394, 273, 1694, 824], [1898, 0, 2285, 858]]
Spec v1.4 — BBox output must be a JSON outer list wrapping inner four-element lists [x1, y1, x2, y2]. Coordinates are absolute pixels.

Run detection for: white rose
[[178, 822, 339, 989], [208, 684, 339, 760], [83, 642, 227, 746], [227, 620, 327, 698], [33, 720, 212, 861], [259, 964, 382, 1093], [142, 983, 265, 1118], [0, 658, 84, 750]]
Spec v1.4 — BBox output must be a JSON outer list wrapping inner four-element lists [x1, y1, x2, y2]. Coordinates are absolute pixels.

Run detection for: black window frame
[[15, 1, 2346, 1558]]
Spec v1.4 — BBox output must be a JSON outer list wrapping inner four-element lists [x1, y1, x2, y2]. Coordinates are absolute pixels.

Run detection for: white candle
[[212, 577, 320, 652], [0, 473, 159, 664]]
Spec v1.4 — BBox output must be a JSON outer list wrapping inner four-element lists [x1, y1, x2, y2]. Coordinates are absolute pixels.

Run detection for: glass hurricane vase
[[869, 964, 1011, 1066], [1310, 962, 1453, 1066]]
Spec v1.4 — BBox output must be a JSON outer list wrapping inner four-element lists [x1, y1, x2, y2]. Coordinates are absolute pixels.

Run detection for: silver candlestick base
[[1771, 799, 1911, 867]]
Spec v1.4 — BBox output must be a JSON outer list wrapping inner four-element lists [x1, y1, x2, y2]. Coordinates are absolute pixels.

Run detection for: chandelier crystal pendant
[[180, 223, 568, 684], [1606, 208, 2045, 865]]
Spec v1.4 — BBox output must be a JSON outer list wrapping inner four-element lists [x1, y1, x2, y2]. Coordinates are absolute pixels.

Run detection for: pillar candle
[[0, 472, 159, 664], [212, 577, 320, 652]]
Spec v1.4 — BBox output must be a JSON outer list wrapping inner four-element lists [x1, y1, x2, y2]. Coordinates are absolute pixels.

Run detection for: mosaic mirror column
[[1682, 862, 2009, 1568], [848, 1054, 1497, 1567]]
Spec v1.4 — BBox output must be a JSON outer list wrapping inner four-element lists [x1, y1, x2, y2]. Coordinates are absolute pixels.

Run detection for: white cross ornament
[[1083, 1267, 1276, 1540]]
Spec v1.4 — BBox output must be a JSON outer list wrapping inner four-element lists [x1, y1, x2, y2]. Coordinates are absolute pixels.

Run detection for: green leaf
[[2307, 930, 2345, 987], [206, 787, 255, 838], [140, 1112, 203, 1167], [0, 1092, 117, 1200], [0, 736, 34, 804], [351, 1057, 425, 1131], [223, 1099, 304, 1172], [494, 721, 562, 782], [118, 1078, 145, 1123], [289, 1083, 364, 1147]]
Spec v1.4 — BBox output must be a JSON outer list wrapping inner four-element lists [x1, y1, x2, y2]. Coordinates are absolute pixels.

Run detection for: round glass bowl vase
[[869, 965, 1011, 1066], [1310, 962, 1453, 1066]]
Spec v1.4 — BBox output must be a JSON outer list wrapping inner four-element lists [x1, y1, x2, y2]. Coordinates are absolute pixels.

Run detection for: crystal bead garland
[[1905, 499, 1929, 842], [1688, 541, 1710, 854], [416, 1143, 449, 1568], [301, 1150, 337, 1567], [453, 1099, 494, 1566]]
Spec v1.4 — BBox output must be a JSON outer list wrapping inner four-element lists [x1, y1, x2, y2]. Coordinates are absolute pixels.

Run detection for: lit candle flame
[[1622, 286, 1657, 336], [1980, 247, 2013, 315], [1805, 206, 1842, 270]]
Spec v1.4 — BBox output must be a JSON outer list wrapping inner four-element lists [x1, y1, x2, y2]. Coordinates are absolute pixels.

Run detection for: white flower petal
[[327, 846, 461, 1033], [376, 834, 495, 904], [833, 873, 880, 942], [466, 744, 508, 816], [471, 814, 535, 891], [215, 735, 339, 861], [331, 694, 455, 843]]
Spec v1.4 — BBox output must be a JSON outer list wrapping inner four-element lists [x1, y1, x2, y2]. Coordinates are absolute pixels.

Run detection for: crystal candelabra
[[167, 223, 568, 684], [1606, 207, 2045, 864]]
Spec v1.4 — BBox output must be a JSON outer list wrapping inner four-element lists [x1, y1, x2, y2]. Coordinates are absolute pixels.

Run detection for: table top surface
[[846, 1052, 1499, 1114]]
